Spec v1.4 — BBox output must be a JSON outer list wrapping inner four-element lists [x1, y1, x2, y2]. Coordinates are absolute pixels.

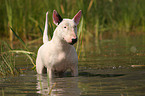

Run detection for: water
[[0, 36, 145, 96]]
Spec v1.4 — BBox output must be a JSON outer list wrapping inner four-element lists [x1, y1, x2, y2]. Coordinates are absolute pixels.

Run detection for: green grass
[[5, 0, 13, 42], [1, 0, 145, 41], [0, 27, 36, 77], [0, 41, 19, 77], [10, 27, 36, 69], [1, 0, 145, 76], [0, 40, 36, 77]]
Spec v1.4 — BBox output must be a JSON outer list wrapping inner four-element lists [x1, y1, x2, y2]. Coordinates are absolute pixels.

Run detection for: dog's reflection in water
[[36, 74, 80, 96]]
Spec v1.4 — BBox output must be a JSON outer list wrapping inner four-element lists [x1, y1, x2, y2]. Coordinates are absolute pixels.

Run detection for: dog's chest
[[57, 52, 65, 61], [42, 42, 78, 71], [50, 48, 77, 70], [54, 50, 76, 65]]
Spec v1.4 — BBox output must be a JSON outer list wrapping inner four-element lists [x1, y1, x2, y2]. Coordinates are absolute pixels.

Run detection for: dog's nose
[[71, 38, 77, 45]]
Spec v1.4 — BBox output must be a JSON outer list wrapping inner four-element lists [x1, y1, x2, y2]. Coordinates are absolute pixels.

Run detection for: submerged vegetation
[[1, 0, 145, 42]]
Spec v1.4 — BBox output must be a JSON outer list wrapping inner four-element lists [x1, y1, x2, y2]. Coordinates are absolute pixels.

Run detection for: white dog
[[36, 10, 82, 78]]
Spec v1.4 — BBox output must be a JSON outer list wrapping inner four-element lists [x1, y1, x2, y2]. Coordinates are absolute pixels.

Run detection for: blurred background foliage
[[1, 0, 145, 42]]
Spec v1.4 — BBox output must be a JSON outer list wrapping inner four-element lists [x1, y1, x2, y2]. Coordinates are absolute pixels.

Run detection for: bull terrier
[[36, 10, 82, 78]]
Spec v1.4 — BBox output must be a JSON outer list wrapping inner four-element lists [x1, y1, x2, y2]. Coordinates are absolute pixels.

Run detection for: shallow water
[[0, 36, 145, 96]]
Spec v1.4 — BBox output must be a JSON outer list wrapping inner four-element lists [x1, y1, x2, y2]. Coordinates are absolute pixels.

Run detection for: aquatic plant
[[1, 0, 145, 41], [5, 0, 13, 42], [76, 17, 84, 59], [0, 41, 19, 77], [10, 27, 36, 69], [0, 27, 37, 77], [1, 0, 145, 76]]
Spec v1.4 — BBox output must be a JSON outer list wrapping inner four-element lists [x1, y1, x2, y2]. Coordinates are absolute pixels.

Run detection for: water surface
[[0, 36, 145, 96]]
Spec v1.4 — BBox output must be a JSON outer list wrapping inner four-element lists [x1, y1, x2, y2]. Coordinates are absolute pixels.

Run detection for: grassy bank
[[1, 0, 145, 42]]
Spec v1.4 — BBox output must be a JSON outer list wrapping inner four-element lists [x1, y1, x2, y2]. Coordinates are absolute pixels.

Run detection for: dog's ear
[[73, 10, 82, 25], [53, 10, 63, 26]]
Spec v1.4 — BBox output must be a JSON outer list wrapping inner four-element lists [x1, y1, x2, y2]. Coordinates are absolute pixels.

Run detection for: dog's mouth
[[69, 42, 75, 45], [63, 38, 77, 45], [69, 38, 77, 45]]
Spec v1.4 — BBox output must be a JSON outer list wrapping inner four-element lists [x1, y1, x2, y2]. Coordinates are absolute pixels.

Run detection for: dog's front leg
[[71, 66, 78, 77], [47, 68, 54, 78], [36, 57, 44, 74]]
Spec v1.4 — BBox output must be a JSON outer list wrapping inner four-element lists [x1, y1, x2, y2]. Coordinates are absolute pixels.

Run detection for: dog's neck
[[51, 30, 71, 51]]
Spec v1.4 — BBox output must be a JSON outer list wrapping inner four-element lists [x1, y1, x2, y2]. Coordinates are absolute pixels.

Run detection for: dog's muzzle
[[69, 38, 77, 45]]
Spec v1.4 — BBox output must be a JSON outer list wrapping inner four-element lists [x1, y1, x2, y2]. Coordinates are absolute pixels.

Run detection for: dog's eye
[[64, 26, 66, 28]]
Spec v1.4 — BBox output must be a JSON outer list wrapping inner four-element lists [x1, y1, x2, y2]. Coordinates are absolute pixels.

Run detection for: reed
[[5, 0, 13, 42], [76, 17, 84, 59], [2, 88, 4, 96], [1, 0, 145, 41], [1, 0, 145, 76], [0, 26, 37, 77], [10, 27, 36, 69], [0, 41, 19, 77]]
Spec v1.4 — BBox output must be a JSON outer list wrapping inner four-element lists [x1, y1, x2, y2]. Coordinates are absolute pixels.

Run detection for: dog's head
[[53, 10, 82, 45]]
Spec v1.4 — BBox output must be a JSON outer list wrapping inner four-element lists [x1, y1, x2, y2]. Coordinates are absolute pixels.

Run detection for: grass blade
[[76, 17, 84, 52], [10, 27, 28, 50], [9, 49, 36, 67], [9, 50, 36, 55], [38, 25, 43, 35]]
